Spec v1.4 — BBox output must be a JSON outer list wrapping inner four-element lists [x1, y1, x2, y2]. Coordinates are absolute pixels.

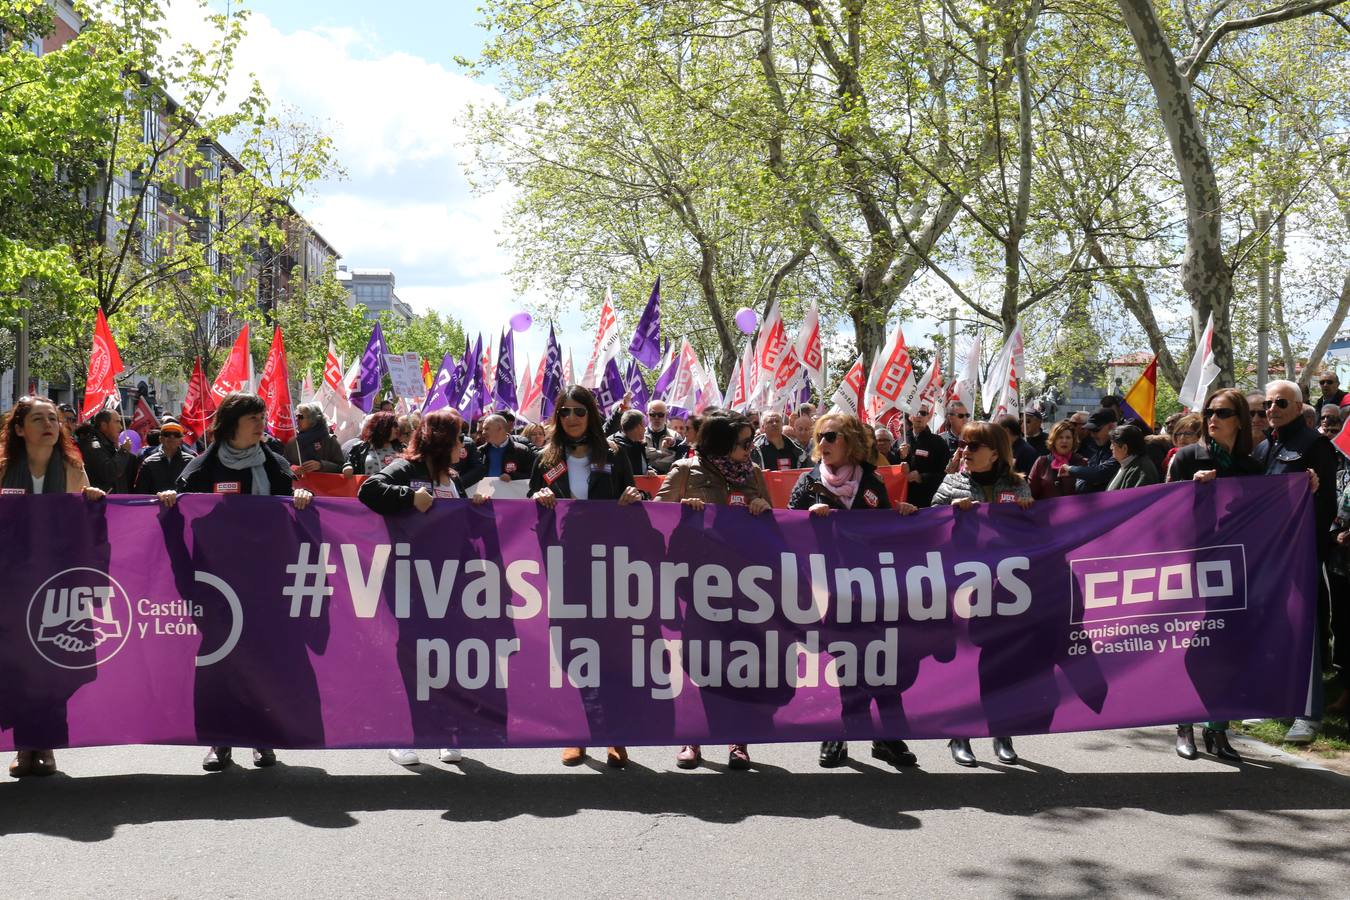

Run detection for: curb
[[1229, 732, 1350, 784]]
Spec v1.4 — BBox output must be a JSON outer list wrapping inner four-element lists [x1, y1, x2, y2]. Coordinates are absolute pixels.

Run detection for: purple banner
[[0, 477, 1315, 751]]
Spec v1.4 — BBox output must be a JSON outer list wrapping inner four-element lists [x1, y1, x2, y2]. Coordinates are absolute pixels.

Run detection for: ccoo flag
[[628, 275, 662, 369], [541, 324, 564, 419], [349, 323, 389, 414], [1119, 356, 1159, 430], [495, 329, 518, 411]]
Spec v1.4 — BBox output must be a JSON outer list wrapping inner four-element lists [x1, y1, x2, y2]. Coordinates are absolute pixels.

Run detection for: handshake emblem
[[28, 572, 133, 669]]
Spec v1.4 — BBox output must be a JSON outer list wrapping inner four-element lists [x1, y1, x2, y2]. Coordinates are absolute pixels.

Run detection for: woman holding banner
[[656, 413, 772, 770], [174, 392, 314, 771], [787, 412, 920, 770], [1166, 387, 1261, 762], [0, 397, 108, 777], [530, 385, 643, 768], [343, 411, 405, 477], [933, 421, 1033, 768], [283, 403, 345, 474]]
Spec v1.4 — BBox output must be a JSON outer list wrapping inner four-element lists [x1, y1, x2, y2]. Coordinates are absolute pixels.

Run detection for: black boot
[[1202, 728, 1241, 762], [991, 736, 1018, 765], [252, 748, 277, 767], [202, 746, 232, 771], [948, 739, 977, 767], [1175, 725, 1198, 760], [871, 740, 918, 768], [818, 741, 848, 768]]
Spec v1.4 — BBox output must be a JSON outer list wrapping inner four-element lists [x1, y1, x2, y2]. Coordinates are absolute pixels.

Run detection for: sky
[[168, 0, 564, 364]]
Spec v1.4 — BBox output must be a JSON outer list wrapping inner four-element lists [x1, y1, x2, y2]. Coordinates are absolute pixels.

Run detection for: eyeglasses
[[558, 406, 588, 419], [1203, 408, 1238, 420], [914, 409, 931, 417], [949, 412, 969, 419], [735, 438, 754, 450], [1322, 416, 1341, 424], [1320, 379, 1337, 386], [1251, 409, 1268, 419], [649, 412, 666, 419], [819, 431, 840, 444], [1263, 398, 1291, 410], [1174, 430, 1199, 439]]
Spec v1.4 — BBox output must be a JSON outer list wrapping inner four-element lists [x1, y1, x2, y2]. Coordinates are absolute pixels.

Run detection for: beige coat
[[655, 456, 770, 508], [0, 458, 91, 494]]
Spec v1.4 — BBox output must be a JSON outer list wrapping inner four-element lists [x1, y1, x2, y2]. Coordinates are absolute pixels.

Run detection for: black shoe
[[948, 739, 977, 767], [871, 740, 918, 768], [1202, 729, 1241, 762], [818, 741, 848, 768], [202, 746, 232, 771], [252, 748, 277, 767], [1176, 725, 1198, 760], [992, 736, 1018, 765]]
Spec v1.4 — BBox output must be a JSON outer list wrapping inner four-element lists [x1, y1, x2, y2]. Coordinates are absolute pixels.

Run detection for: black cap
[[1025, 408, 1044, 419], [1086, 408, 1116, 430]]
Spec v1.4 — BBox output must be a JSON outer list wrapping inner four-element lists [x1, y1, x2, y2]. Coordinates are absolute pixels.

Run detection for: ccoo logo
[[27, 567, 133, 669]]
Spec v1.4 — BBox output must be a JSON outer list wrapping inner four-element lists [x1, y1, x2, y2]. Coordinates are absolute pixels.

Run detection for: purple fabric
[[349, 323, 388, 413], [652, 344, 679, 400], [541, 324, 564, 420], [0, 477, 1314, 751], [421, 352, 459, 414], [596, 358, 625, 412], [625, 359, 650, 413], [495, 329, 518, 412], [628, 275, 662, 369]]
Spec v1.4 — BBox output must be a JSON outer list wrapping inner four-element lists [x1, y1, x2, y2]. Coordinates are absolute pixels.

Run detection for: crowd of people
[[0, 373, 1340, 778]]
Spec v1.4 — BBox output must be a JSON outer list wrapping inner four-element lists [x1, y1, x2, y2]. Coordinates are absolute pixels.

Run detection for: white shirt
[[566, 454, 591, 500], [31, 474, 45, 495]]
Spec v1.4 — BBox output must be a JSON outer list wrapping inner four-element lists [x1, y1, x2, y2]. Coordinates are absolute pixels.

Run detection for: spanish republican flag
[[1120, 356, 1158, 430]]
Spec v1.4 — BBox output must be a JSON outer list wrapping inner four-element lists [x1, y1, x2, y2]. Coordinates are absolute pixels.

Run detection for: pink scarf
[[1049, 452, 1072, 470], [820, 461, 862, 506]]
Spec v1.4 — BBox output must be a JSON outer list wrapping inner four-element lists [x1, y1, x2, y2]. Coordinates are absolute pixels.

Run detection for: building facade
[[337, 267, 414, 324]]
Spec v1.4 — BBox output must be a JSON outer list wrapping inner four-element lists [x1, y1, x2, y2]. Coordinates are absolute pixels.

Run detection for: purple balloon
[[509, 310, 533, 332], [734, 307, 758, 335], [119, 430, 142, 455]]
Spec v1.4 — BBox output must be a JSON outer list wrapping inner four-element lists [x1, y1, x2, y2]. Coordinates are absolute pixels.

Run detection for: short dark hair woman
[[0, 397, 107, 777], [932, 420, 1033, 768], [1105, 423, 1161, 490], [655, 413, 771, 772], [528, 385, 641, 769], [172, 392, 314, 772], [786, 411, 918, 771], [343, 411, 404, 478]]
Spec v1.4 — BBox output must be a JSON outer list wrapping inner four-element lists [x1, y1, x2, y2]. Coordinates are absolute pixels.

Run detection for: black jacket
[[1011, 436, 1040, 475], [1067, 436, 1120, 494], [1255, 418, 1339, 553], [1165, 441, 1263, 483], [465, 439, 537, 484], [612, 434, 650, 476], [344, 440, 405, 476], [451, 436, 483, 487], [527, 445, 635, 500], [176, 442, 296, 496], [134, 447, 195, 494], [788, 462, 893, 511], [896, 428, 950, 508], [1025, 431, 1049, 455], [752, 435, 807, 472], [75, 426, 132, 493], [357, 458, 457, 515]]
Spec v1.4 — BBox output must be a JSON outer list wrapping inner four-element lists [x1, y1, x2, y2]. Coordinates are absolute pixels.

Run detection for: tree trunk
[[1117, 0, 1234, 386]]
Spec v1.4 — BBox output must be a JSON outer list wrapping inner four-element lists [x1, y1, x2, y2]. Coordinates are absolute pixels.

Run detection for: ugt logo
[[27, 568, 133, 669]]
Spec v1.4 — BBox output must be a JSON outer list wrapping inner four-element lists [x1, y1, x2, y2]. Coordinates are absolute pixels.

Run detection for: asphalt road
[[1, 728, 1348, 899]]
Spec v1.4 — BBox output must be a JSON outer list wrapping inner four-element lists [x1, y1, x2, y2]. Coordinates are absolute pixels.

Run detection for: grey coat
[[932, 470, 1032, 505]]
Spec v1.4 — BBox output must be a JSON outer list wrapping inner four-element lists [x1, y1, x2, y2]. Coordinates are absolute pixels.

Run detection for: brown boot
[[606, 746, 628, 769], [9, 751, 33, 778], [30, 750, 56, 776], [561, 746, 587, 766]]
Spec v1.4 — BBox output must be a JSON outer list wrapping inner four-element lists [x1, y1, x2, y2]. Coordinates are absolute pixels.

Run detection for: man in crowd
[[998, 414, 1040, 475], [471, 414, 537, 486], [613, 410, 651, 476], [1256, 379, 1340, 744], [942, 401, 971, 452], [1317, 371, 1348, 409], [896, 404, 950, 507], [643, 401, 683, 474], [753, 411, 807, 472], [1066, 408, 1120, 493], [1069, 410, 1089, 444], [1247, 391, 1270, 448], [134, 422, 194, 494], [874, 427, 903, 466], [1023, 408, 1048, 455], [1320, 405, 1343, 439], [75, 408, 133, 493]]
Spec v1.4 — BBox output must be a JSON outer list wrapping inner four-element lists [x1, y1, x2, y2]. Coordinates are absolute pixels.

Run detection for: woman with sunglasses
[[787, 413, 918, 769], [932, 421, 1033, 767], [283, 403, 345, 475], [529, 385, 643, 768], [1027, 419, 1087, 500], [655, 413, 772, 771], [1162, 387, 1261, 761], [0, 397, 108, 777]]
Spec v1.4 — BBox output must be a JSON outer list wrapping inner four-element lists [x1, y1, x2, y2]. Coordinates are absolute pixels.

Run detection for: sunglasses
[[1320, 379, 1337, 385], [558, 406, 588, 419], [957, 440, 986, 452], [1174, 430, 1199, 438], [914, 409, 931, 416], [949, 412, 969, 419], [1251, 409, 1268, 419], [1323, 416, 1341, 423], [1203, 408, 1238, 420], [649, 412, 667, 419], [1263, 398, 1291, 410], [819, 431, 841, 444]]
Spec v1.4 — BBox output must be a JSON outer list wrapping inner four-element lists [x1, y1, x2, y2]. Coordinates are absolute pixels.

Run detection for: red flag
[[128, 395, 159, 438], [257, 325, 295, 445], [80, 308, 125, 422], [180, 357, 215, 443], [211, 324, 252, 403]]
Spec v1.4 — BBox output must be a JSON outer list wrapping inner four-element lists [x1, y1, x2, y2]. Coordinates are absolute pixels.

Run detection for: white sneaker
[[1285, 719, 1321, 744], [388, 749, 420, 766], [439, 748, 463, 763], [1240, 718, 1265, 726]]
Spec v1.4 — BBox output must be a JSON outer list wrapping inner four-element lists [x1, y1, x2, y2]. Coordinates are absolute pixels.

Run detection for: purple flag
[[651, 341, 679, 400], [421, 352, 459, 414], [624, 358, 650, 413], [540, 324, 564, 419], [460, 334, 484, 422], [595, 357, 625, 412], [0, 477, 1316, 751], [349, 323, 388, 413], [627, 275, 662, 369], [495, 329, 518, 411]]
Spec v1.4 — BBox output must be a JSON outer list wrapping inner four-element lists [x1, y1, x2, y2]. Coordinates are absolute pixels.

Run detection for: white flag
[[1178, 313, 1219, 412], [583, 287, 623, 388], [952, 335, 981, 417]]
